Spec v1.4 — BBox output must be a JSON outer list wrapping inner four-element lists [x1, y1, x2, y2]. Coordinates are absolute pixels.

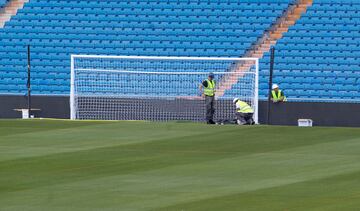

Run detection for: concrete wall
[[0, 95, 70, 119], [0, 95, 359, 127], [258, 101, 360, 127]]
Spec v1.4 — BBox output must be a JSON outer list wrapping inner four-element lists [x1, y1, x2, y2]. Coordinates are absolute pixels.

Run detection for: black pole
[[27, 45, 31, 118], [267, 47, 275, 125]]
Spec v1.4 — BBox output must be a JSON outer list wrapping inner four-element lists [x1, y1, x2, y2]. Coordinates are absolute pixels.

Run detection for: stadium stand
[[0, 0, 358, 102], [261, 0, 360, 101], [0, 0, 293, 96]]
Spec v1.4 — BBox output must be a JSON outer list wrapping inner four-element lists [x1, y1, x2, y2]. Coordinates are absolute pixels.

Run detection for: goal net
[[70, 55, 259, 123]]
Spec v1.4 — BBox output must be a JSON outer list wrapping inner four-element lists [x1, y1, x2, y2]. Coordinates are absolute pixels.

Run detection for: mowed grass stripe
[[1, 123, 357, 193], [157, 169, 360, 211], [1, 135, 360, 211], [0, 120, 222, 161], [145, 138, 360, 210], [0, 120, 359, 210], [0, 119, 108, 137], [0, 121, 238, 193]]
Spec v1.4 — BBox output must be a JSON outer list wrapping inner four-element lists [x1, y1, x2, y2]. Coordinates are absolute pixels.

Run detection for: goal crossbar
[[71, 54, 258, 61]]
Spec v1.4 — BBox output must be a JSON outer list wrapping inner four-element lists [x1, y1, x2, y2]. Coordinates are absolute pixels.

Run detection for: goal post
[[70, 55, 259, 123]]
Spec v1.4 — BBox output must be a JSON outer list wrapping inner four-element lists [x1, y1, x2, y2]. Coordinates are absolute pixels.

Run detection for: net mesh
[[71, 56, 258, 122]]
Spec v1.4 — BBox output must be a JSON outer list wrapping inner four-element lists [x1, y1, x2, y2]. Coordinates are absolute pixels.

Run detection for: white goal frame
[[70, 55, 259, 123]]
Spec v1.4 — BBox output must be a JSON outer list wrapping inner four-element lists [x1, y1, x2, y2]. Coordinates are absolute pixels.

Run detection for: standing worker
[[271, 84, 286, 103], [233, 98, 255, 125], [199, 72, 216, 124]]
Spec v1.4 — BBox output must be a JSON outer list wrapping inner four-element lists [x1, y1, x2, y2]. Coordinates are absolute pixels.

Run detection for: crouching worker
[[233, 98, 255, 125]]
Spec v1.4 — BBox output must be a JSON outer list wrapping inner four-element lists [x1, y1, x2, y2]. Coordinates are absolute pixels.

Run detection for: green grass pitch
[[0, 119, 360, 211]]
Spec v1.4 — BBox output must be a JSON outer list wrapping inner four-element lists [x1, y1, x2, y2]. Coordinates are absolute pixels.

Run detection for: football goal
[[70, 55, 259, 123]]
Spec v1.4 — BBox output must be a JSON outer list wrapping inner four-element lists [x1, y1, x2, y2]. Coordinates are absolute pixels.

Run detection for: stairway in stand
[[216, 0, 314, 97], [0, 0, 29, 28]]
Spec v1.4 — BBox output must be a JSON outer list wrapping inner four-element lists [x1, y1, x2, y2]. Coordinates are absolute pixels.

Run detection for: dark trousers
[[236, 112, 254, 125], [205, 95, 215, 122]]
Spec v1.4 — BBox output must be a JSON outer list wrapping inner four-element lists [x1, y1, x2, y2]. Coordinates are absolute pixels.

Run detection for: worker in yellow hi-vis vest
[[233, 98, 255, 125], [199, 72, 216, 124], [271, 84, 287, 103]]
